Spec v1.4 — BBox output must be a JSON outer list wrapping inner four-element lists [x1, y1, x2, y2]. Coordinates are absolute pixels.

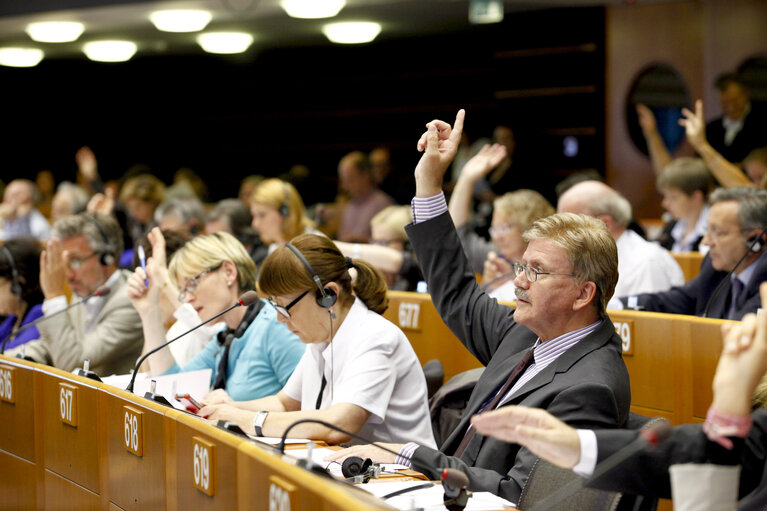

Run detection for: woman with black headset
[[0, 238, 44, 353], [200, 233, 436, 447]]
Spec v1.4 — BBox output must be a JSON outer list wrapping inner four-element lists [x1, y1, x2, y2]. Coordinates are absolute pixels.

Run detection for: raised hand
[[636, 103, 658, 134], [414, 109, 466, 197], [40, 238, 68, 299], [680, 99, 707, 151], [712, 282, 767, 416], [75, 146, 99, 181], [459, 143, 508, 182]]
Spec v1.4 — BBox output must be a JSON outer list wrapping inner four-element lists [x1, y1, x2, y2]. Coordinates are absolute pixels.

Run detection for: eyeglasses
[[67, 252, 99, 271], [512, 261, 577, 283], [269, 290, 310, 319], [177, 264, 222, 303]]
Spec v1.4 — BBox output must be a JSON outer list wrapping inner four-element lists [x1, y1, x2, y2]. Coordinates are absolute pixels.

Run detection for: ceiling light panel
[[280, 0, 345, 19], [150, 10, 212, 33], [26, 21, 85, 43], [196, 32, 254, 54], [0, 48, 44, 67], [322, 22, 381, 44], [83, 41, 137, 63]]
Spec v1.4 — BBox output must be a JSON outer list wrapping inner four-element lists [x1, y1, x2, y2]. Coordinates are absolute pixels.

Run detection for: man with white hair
[[0, 179, 52, 241], [558, 180, 684, 304]]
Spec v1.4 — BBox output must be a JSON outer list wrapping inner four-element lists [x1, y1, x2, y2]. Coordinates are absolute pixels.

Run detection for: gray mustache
[[515, 288, 530, 302]]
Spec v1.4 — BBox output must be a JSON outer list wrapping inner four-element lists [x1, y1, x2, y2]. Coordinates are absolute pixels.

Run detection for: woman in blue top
[[127, 230, 304, 401], [0, 238, 44, 354]]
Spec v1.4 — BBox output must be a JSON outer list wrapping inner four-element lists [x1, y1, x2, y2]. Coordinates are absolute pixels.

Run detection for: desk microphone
[[125, 290, 259, 393], [278, 418, 472, 509], [1, 285, 111, 355], [527, 419, 672, 511]]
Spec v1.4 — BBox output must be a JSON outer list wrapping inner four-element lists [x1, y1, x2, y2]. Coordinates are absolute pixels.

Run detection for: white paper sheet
[[101, 369, 212, 411], [359, 481, 516, 510]]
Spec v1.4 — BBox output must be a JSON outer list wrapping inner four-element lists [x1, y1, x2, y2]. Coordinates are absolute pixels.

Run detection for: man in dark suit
[[471, 283, 767, 510], [706, 73, 767, 165], [326, 110, 631, 503], [619, 187, 767, 320]]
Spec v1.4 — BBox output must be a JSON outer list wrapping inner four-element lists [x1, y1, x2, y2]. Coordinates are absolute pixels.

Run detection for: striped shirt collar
[[530, 319, 603, 364]]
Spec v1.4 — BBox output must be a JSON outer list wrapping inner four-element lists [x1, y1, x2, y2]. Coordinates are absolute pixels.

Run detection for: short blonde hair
[[494, 189, 554, 230], [523, 212, 618, 314], [168, 231, 257, 292], [370, 206, 412, 242], [251, 178, 315, 240]]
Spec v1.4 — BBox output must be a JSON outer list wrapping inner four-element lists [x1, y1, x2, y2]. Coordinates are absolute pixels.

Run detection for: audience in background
[[35, 170, 55, 220], [336, 151, 394, 243], [117, 173, 166, 247], [51, 182, 91, 224], [205, 198, 262, 258], [656, 157, 716, 253], [618, 187, 767, 320], [558, 180, 684, 305], [13, 213, 144, 375], [154, 197, 206, 236], [0, 179, 52, 241], [0, 238, 44, 353]]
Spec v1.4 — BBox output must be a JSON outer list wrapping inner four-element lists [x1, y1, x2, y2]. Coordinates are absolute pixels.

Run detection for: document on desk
[[101, 369, 211, 410], [360, 481, 516, 510]]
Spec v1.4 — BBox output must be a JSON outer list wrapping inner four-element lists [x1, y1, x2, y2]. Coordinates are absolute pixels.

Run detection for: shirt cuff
[[411, 193, 447, 224], [42, 295, 68, 316], [396, 442, 420, 468], [702, 406, 753, 450], [572, 429, 597, 477]]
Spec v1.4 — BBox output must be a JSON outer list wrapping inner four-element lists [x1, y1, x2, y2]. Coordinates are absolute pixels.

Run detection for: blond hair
[[494, 189, 554, 230], [523, 212, 618, 314], [251, 178, 315, 240], [370, 206, 412, 242], [259, 233, 389, 314], [168, 231, 257, 292], [119, 174, 166, 204]]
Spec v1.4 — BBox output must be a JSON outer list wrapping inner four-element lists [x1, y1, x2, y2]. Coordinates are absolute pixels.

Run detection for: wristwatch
[[253, 411, 269, 437]]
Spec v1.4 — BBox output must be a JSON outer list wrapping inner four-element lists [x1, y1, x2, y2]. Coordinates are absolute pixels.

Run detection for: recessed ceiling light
[[468, 0, 504, 24], [149, 10, 212, 33], [280, 0, 345, 19], [196, 33, 254, 54], [0, 48, 44, 67], [26, 21, 85, 43], [322, 22, 381, 44], [83, 41, 137, 63]]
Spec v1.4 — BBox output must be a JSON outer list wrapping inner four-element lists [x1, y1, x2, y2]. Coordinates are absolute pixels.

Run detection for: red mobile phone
[[174, 393, 202, 413]]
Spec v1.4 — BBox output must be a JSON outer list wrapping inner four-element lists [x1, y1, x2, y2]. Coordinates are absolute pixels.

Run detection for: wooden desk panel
[[0, 449, 37, 509], [171, 410, 243, 510], [0, 358, 37, 462], [689, 319, 724, 420], [103, 388, 169, 510], [672, 252, 705, 283], [44, 468, 101, 511], [37, 368, 102, 495]]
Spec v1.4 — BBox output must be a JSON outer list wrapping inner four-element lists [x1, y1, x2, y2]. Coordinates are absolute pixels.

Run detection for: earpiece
[[746, 234, 765, 253], [279, 182, 291, 217], [82, 214, 116, 266], [1, 245, 22, 297], [285, 242, 338, 311]]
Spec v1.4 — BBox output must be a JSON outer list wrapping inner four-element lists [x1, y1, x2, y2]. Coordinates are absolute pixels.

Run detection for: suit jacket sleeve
[[37, 275, 144, 374], [406, 212, 517, 365], [588, 409, 767, 501], [409, 381, 625, 502]]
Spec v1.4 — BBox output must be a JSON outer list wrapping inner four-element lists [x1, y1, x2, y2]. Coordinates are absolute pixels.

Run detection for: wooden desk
[[672, 251, 705, 282], [0, 356, 393, 511]]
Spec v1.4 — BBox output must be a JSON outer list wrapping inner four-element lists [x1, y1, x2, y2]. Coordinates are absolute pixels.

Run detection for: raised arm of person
[[681, 100, 752, 188], [447, 143, 507, 228], [415, 109, 466, 198], [334, 241, 404, 274], [126, 229, 177, 375], [636, 103, 674, 176]]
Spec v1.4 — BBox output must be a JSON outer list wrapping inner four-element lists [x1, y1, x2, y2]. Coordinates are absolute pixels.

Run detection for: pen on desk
[[137, 245, 148, 287]]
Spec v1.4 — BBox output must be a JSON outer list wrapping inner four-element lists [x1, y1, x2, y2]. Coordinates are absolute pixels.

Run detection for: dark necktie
[[728, 278, 745, 320], [453, 348, 535, 458]]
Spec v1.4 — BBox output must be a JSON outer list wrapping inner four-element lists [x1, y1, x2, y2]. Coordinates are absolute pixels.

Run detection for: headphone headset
[[1, 245, 22, 297], [82, 214, 116, 266], [279, 182, 291, 218], [341, 456, 379, 482], [746, 232, 765, 253], [285, 242, 337, 311]]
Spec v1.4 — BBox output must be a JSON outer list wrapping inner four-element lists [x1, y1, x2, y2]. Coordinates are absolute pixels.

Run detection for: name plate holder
[[58, 382, 78, 427], [123, 406, 144, 457], [193, 436, 216, 496], [614, 320, 635, 356], [0, 365, 15, 404]]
